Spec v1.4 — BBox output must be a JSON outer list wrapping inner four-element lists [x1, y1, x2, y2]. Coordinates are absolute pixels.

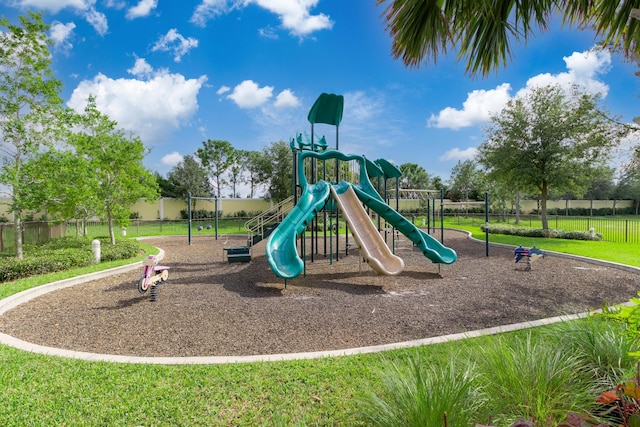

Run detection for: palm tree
[[377, 0, 640, 77]]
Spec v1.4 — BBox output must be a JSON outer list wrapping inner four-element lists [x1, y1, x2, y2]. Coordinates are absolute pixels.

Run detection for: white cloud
[[190, 0, 332, 37], [83, 8, 108, 35], [517, 49, 611, 98], [127, 57, 154, 78], [161, 151, 184, 167], [16, 0, 94, 13], [428, 83, 512, 130], [439, 147, 478, 162], [345, 91, 383, 122], [103, 0, 126, 9], [67, 62, 208, 146], [227, 80, 273, 108], [126, 0, 157, 19], [16, 0, 109, 36], [152, 29, 199, 62], [49, 21, 76, 51], [216, 85, 231, 95], [274, 89, 300, 108], [428, 48, 613, 131], [190, 0, 232, 27], [251, 0, 333, 37]]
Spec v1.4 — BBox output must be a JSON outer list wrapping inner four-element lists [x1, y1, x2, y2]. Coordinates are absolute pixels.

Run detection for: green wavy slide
[[265, 180, 331, 279], [347, 182, 457, 265]]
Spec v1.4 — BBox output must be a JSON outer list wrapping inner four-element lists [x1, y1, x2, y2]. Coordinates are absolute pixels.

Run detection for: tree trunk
[[107, 203, 115, 244], [540, 184, 549, 232], [14, 216, 23, 260], [515, 191, 520, 225]]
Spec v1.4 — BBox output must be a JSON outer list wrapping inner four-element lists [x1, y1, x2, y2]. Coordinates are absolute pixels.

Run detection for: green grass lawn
[[0, 222, 639, 425]]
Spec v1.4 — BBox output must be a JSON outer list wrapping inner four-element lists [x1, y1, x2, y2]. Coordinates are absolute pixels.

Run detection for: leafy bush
[[98, 238, 141, 261], [481, 224, 602, 241], [0, 237, 143, 282]]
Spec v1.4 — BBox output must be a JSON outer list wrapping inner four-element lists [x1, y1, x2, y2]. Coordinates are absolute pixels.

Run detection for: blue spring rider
[[514, 245, 544, 270]]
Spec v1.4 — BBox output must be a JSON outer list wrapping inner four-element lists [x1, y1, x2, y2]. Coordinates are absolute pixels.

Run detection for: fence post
[[485, 192, 489, 257]]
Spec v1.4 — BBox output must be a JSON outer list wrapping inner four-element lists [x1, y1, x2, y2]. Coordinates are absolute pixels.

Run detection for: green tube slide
[[348, 182, 457, 264], [265, 180, 331, 279]]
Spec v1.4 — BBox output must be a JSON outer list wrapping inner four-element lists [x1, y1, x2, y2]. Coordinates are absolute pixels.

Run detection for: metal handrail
[[244, 196, 294, 245]]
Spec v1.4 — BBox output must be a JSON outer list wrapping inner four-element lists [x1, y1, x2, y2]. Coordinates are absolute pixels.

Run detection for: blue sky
[[1, 0, 639, 197]]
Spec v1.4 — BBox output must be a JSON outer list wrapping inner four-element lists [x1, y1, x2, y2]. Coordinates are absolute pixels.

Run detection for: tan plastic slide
[[331, 185, 404, 275]]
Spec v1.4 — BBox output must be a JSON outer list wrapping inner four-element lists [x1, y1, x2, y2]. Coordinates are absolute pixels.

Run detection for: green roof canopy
[[374, 158, 402, 180], [365, 158, 384, 178], [307, 93, 344, 126]]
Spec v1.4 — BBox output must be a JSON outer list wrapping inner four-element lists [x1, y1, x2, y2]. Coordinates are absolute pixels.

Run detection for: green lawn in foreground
[[0, 225, 639, 425]]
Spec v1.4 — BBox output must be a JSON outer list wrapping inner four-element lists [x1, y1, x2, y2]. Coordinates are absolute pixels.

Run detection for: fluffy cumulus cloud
[[127, 57, 154, 78], [67, 59, 207, 145], [126, 0, 158, 19], [518, 49, 611, 98], [251, 0, 333, 37], [274, 89, 300, 108], [152, 29, 199, 62], [17, 0, 109, 35], [428, 83, 512, 130], [161, 151, 184, 167], [428, 48, 612, 130], [439, 147, 478, 162], [49, 21, 76, 51], [190, 0, 332, 37], [227, 80, 274, 108], [16, 0, 94, 13]]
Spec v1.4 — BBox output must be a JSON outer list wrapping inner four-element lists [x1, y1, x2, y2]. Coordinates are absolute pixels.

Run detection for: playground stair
[[248, 222, 279, 245], [245, 196, 294, 247]]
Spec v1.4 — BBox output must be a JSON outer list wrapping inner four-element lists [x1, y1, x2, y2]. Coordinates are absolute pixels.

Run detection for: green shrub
[[0, 237, 143, 282], [0, 248, 94, 282], [480, 224, 602, 241], [98, 238, 141, 261]]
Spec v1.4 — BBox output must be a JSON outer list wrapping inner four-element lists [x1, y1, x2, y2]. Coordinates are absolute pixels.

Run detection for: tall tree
[[447, 160, 484, 216], [478, 84, 627, 230], [19, 149, 98, 236], [154, 171, 176, 198], [448, 160, 484, 203], [378, 0, 640, 77], [615, 168, 640, 215], [0, 12, 68, 259], [399, 163, 430, 189], [227, 149, 245, 198], [166, 155, 212, 208], [71, 96, 159, 244], [196, 139, 235, 198], [243, 150, 270, 198], [263, 140, 293, 203]]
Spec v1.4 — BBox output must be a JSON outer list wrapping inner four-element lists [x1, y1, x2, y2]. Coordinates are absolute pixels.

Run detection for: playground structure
[[263, 93, 457, 281]]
